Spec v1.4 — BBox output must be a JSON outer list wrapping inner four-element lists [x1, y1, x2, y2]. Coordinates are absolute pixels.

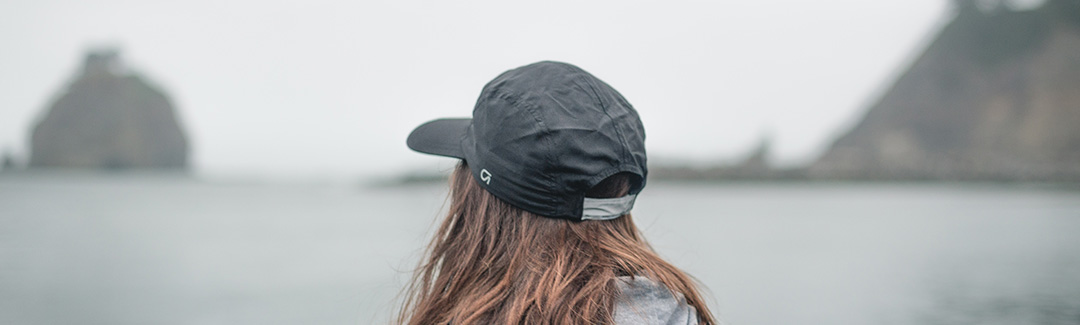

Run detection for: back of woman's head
[[400, 61, 714, 324], [397, 162, 714, 325]]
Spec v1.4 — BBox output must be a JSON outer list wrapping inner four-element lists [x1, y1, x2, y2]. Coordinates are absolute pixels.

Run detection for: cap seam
[[582, 76, 632, 170], [495, 89, 561, 215]]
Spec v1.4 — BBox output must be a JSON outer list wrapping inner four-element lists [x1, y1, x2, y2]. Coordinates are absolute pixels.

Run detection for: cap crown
[[461, 61, 647, 220]]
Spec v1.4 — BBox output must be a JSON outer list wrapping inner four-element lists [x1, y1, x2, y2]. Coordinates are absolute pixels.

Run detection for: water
[[1, 175, 1079, 324]]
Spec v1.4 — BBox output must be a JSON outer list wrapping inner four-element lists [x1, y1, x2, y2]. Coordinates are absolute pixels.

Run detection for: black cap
[[407, 61, 647, 221]]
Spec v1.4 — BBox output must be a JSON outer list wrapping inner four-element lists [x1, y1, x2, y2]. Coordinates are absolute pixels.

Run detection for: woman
[[400, 61, 715, 325]]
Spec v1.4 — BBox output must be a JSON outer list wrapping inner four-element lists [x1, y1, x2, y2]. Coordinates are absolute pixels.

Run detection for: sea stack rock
[[810, 0, 1080, 181], [29, 49, 189, 170]]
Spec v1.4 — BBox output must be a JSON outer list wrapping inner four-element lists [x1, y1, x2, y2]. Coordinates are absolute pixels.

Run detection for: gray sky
[[0, 0, 961, 179]]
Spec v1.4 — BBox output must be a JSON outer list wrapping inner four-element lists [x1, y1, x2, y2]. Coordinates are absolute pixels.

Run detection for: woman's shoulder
[[613, 276, 699, 325]]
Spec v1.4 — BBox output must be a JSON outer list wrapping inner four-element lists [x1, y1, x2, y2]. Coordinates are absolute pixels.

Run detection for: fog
[[0, 0, 956, 179], [2, 1, 1078, 324]]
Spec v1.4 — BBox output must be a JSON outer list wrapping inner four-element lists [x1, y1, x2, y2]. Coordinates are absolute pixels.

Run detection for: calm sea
[[2, 174, 1079, 325]]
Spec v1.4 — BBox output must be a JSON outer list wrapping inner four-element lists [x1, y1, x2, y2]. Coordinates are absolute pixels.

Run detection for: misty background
[[2, 0, 1079, 324], [1, 0, 971, 178]]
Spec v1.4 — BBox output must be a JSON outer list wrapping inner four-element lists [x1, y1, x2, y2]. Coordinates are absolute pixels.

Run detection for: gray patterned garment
[[613, 276, 699, 325]]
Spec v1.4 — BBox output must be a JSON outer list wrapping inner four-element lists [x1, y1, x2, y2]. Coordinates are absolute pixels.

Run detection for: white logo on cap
[[480, 169, 492, 184]]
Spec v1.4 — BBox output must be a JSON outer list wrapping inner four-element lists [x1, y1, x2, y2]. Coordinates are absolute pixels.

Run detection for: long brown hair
[[397, 162, 715, 324]]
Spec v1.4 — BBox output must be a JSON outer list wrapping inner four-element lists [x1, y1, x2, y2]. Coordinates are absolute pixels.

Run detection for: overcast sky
[[0, 0, 978, 179]]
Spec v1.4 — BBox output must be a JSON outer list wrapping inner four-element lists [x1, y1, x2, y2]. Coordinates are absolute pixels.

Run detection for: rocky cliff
[[29, 50, 189, 170], [811, 0, 1080, 181]]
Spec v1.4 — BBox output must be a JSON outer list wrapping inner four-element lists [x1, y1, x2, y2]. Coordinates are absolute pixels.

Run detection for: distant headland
[[808, 0, 1080, 182], [656, 0, 1080, 183]]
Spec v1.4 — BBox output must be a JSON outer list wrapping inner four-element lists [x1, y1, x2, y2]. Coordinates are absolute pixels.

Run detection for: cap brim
[[406, 118, 470, 158]]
